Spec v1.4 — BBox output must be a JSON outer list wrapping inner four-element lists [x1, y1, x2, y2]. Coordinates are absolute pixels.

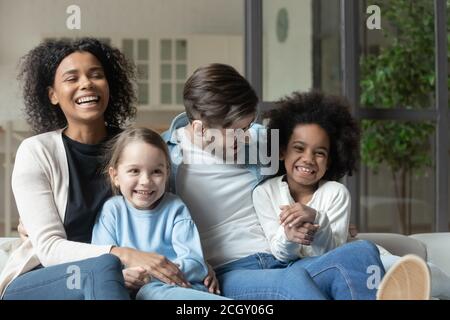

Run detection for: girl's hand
[[122, 266, 151, 291], [203, 262, 221, 295], [284, 222, 320, 245], [111, 247, 190, 288], [279, 203, 317, 228]]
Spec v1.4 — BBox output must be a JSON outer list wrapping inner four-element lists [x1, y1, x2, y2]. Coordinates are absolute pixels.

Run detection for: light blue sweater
[[91, 193, 208, 283]]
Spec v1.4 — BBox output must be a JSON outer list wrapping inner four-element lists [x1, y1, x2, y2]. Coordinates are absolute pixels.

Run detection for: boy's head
[[267, 91, 360, 182], [183, 63, 258, 128]]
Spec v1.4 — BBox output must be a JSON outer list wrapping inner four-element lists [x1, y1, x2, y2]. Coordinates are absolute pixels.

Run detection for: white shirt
[[174, 128, 271, 268], [252, 175, 351, 262]]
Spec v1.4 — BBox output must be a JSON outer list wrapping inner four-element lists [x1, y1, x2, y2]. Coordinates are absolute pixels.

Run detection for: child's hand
[[279, 203, 317, 228], [122, 266, 151, 291], [284, 222, 319, 245], [203, 263, 221, 295]]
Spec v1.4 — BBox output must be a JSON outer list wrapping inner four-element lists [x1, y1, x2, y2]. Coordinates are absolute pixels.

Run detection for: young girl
[[92, 127, 228, 300], [253, 91, 450, 299]]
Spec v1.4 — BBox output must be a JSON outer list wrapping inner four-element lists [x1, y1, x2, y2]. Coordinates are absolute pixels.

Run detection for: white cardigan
[[252, 176, 351, 262], [0, 129, 112, 297]]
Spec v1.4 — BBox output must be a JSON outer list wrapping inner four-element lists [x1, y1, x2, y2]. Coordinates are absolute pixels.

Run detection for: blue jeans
[[3, 254, 130, 300], [136, 281, 230, 300], [215, 240, 385, 300]]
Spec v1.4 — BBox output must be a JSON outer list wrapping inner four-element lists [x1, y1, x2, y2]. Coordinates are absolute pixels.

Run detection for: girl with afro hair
[[253, 90, 359, 262], [253, 91, 447, 299]]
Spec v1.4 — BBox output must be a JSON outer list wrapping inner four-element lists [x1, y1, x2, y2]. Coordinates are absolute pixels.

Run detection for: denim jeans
[[215, 240, 385, 300], [136, 281, 230, 300], [3, 254, 130, 300]]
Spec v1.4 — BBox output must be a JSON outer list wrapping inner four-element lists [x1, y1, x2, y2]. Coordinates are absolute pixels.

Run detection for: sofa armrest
[[410, 233, 450, 276], [355, 233, 427, 260]]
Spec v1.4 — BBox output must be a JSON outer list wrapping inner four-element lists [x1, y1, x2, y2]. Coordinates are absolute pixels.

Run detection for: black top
[[62, 127, 121, 243]]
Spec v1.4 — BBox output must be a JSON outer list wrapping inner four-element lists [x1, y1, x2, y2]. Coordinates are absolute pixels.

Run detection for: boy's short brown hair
[[183, 63, 258, 128]]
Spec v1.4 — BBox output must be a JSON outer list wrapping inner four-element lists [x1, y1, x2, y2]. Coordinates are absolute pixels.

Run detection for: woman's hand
[[279, 203, 317, 228], [122, 266, 151, 291], [111, 247, 190, 288], [203, 262, 221, 295], [284, 222, 319, 245], [17, 219, 28, 241]]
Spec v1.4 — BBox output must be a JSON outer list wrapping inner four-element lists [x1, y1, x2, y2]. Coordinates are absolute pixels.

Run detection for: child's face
[[282, 124, 330, 189], [110, 141, 168, 210], [48, 51, 109, 126]]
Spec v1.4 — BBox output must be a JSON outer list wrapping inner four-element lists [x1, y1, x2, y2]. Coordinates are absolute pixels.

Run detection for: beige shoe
[[377, 254, 431, 300]]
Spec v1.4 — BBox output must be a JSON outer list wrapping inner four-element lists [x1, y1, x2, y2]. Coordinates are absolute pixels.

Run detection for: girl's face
[[48, 51, 109, 127], [110, 141, 168, 210], [282, 124, 330, 190]]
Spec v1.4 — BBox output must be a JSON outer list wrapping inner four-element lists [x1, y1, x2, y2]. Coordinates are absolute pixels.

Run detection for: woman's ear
[[47, 86, 58, 105]]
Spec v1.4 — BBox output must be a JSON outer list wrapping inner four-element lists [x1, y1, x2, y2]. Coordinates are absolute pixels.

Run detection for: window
[[160, 39, 187, 106], [122, 38, 150, 105]]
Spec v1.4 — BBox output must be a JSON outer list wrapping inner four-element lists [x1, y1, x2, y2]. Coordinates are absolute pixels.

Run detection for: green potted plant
[[360, 0, 449, 234]]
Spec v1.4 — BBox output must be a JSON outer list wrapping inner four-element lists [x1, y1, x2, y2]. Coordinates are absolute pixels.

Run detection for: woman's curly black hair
[[18, 37, 137, 134], [266, 91, 360, 181]]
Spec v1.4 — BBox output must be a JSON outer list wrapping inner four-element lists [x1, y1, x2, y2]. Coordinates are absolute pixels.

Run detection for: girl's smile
[[110, 141, 168, 210], [282, 124, 330, 197]]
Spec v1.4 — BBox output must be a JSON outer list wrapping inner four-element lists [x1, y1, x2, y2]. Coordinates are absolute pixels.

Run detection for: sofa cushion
[[356, 233, 427, 260]]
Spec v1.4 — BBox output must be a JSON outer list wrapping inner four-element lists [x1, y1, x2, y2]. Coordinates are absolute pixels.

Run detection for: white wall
[[0, 0, 244, 121], [0, 0, 244, 232], [263, 0, 312, 101]]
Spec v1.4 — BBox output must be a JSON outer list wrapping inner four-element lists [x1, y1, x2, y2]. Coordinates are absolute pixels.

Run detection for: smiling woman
[[47, 51, 111, 143], [0, 38, 202, 300], [18, 38, 136, 135]]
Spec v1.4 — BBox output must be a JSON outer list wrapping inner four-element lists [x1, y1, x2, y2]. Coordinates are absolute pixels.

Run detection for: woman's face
[[282, 124, 330, 189], [48, 51, 109, 127]]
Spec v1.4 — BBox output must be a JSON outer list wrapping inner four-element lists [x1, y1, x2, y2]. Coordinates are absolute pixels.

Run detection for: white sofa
[[1, 233, 449, 297]]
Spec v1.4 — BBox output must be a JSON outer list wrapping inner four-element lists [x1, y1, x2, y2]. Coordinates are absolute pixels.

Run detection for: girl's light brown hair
[[103, 127, 171, 194]]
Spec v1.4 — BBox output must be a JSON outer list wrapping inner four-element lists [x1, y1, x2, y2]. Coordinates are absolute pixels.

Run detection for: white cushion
[[0, 237, 21, 274]]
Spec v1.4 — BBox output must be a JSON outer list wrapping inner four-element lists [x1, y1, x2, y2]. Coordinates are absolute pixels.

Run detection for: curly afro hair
[[266, 91, 360, 181], [18, 38, 137, 134]]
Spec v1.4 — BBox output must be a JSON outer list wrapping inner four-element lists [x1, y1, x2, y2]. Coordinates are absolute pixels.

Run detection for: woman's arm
[[12, 140, 111, 267], [110, 246, 189, 287]]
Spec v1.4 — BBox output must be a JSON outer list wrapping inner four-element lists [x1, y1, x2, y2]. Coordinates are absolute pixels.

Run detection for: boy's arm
[[172, 207, 209, 284], [253, 185, 300, 262]]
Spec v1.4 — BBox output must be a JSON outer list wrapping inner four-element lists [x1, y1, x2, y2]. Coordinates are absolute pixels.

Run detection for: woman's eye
[[153, 169, 163, 175], [65, 77, 77, 82], [128, 169, 139, 174], [91, 72, 104, 79]]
